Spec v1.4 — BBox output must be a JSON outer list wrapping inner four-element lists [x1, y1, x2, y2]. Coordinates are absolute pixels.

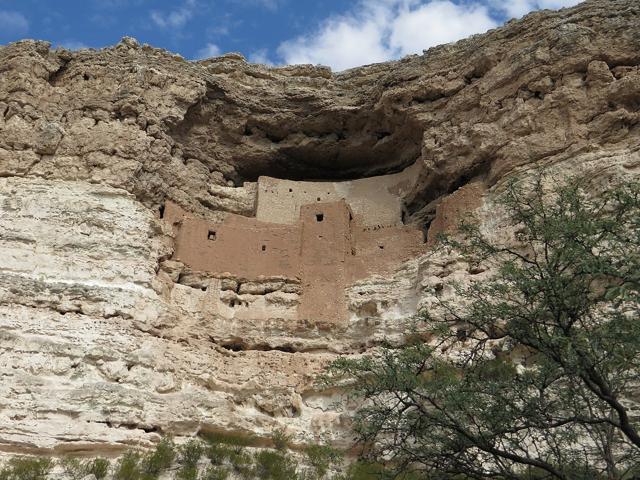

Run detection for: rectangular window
[[208, 230, 217, 241], [316, 213, 324, 222]]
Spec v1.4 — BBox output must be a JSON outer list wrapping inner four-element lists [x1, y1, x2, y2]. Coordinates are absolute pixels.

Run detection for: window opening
[[316, 213, 324, 222], [208, 230, 217, 241], [261, 245, 267, 251]]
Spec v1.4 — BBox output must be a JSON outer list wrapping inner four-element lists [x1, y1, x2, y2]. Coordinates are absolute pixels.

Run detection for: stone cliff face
[[1, 0, 639, 455]]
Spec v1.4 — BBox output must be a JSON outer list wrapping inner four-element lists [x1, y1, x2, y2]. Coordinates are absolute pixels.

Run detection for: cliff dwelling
[[164, 164, 428, 325]]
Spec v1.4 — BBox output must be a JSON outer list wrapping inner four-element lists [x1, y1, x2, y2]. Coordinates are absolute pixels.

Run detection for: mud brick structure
[[166, 172, 426, 324]]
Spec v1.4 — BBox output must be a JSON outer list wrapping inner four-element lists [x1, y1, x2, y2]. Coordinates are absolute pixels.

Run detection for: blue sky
[[0, 0, 582, 71]]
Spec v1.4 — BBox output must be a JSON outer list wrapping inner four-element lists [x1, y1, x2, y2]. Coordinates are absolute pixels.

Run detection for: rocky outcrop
[[1, 0, 640, 456]]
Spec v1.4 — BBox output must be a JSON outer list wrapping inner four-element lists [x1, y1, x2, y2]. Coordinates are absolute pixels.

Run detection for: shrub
[[177, 440, 204, 480], [254, 450, 298, 480], [227, 449, 253, 479], [205, 443, 234, 466], [271, 429, 291, 451], [0, 458, 53, 480], [140, 438, 175, 479], [177, 464, 197, 480], [87, 458, 110, 480], [60, 457, 111, 480], [304, 444, 343, 479], [200, 466, 229, 480], [340, 461, 386, 480], [114, 451, 141, 480], [60, 457, 84, 480], [200, 431, 256, 448]]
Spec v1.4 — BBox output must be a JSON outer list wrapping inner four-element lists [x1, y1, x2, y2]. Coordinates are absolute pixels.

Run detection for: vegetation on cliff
[[0, 431, 351, 480], [327, 175, 640, 479]]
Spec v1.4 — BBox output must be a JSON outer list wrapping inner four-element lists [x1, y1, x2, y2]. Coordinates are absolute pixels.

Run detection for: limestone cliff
[[1, 0, 639, 456]]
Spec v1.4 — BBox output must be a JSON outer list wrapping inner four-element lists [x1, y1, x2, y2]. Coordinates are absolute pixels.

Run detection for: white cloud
[[390, 1, 497, 56], [0, 10, 29, 36], [496, 0, 583, 19], [277, 2, 394, 71], [58, 40, 90, 51], [248, 48, 273, 65], [537, 0, 583, 9], [150, 0, 196, 29], [195, 43, 221, 59], [277, 0, 498, 71]]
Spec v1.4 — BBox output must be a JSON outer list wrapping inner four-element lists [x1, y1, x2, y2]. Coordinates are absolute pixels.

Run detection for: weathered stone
[[0, 0, 639, 459]]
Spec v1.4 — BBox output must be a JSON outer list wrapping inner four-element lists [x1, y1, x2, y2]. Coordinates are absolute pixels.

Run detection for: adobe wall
[[166, 190, 427, 325], [166, 202, 301, 279], [298, 202, 353, 325], [255, 162, 420, 227], [349, 225, 424, 281], [426, 181, 486, 246]]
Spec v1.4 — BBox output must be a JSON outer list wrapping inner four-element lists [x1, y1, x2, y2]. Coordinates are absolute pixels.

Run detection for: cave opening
[[169, 87, 424, 185]]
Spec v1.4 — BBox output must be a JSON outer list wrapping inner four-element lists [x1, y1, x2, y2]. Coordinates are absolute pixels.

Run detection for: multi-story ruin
[[164, 167, 427, 325]]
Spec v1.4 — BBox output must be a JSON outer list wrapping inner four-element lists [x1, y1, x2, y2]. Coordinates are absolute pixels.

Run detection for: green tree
[[326, 175, 640, 479]]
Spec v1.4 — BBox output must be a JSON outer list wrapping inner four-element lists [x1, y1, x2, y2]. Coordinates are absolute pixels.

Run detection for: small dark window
[[456, 328, 468, 341], [261, 245, 266, 251], [379, 245, 384, 250], [288, 188, 293, 192], [316, 213, 324, 222], [317, 197, 321, 201], [158, 204, 165, 219], [208, 230, 217, 241]]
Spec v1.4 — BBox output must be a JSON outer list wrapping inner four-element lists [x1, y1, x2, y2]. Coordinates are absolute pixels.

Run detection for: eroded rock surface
[[1, 0, 640, 455]]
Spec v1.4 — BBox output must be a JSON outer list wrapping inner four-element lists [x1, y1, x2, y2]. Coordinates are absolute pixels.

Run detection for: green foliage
[[253, 450, 298, 480], [177, 440, 204, 480], [334, 461, 388, 480], [200, 465, 229, 480], [271, 428, 291, 451], [140, 438, 176, 479], [60, 457, 85, 480], [0, 458, 53, 480], [87, 458, 110, 480], [205, 443, 234, 467], [200, 431, 257, 448], [304, 444, 343, 479], [226, 449, 253, 479], [60, 457, 111, 480], [114, 451, 142, 480], [202, 432, 255, 477], [325, 175, 640, 479]]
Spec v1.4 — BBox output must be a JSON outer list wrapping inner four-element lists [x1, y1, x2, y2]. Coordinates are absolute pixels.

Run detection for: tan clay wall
[[349, 225, 424, 281], [298, 202, 352, 325], [167, 202, 301, 279], [166, 194, 427, 325], [426, 182, 486, 246], [255, 162, 420, 227]]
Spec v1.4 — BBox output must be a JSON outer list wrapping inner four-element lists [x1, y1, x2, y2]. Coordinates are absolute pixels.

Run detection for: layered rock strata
[[0, 0, 639, 455]]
